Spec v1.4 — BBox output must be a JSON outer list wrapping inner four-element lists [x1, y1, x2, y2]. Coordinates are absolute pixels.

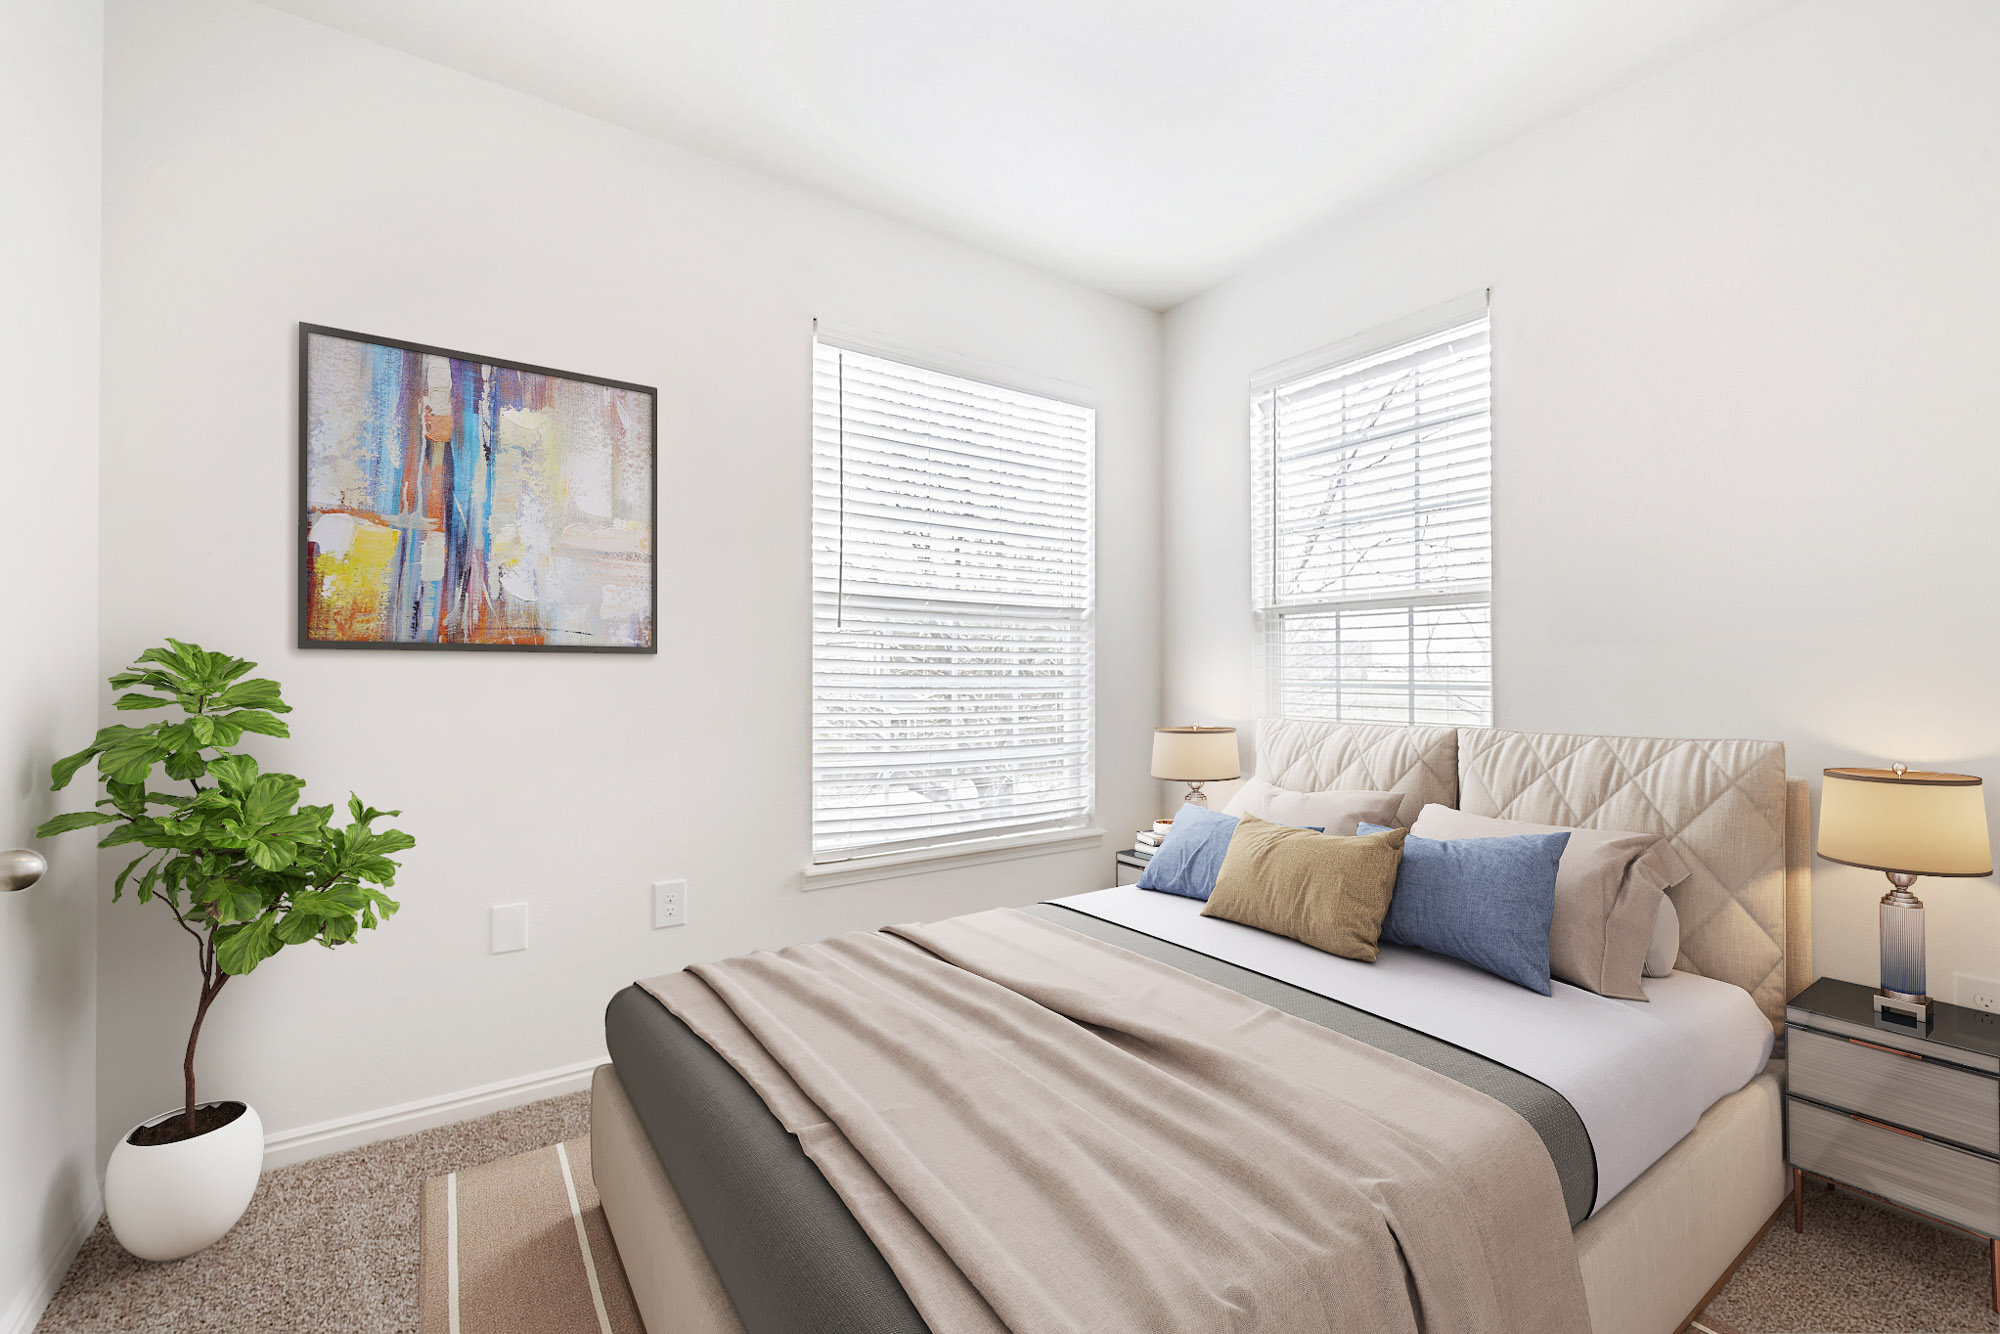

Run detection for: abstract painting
[[300, 325, 655, 652]]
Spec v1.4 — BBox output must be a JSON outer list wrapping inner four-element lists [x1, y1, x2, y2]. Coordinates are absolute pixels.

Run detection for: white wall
[[1163, 1, 2000, 995], [0, 2, 103, 1328], [98, 0, 1160, 1164]]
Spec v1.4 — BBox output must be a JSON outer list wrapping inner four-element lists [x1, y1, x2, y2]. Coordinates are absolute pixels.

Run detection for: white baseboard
[[261, 1054, 607, 1170], [0, 1190, 99, 1334]]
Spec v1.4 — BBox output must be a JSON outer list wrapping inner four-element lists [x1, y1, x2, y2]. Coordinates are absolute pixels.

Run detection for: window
[[1250, 299, 1492, 725], [811, 338, 1095, 864]]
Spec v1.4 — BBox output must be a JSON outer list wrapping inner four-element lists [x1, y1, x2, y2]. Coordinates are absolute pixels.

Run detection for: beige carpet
[[36, 1091, 589, 1333], [35, 1088, 2000, 1333], [1699, 1183, 2000, 1333]]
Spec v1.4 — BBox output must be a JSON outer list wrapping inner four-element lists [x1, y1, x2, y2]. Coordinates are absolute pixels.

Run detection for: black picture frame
[[298, 323, 658, 654]]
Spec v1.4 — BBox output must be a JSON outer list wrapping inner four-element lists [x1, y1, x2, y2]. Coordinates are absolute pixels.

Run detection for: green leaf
[[162, 747, 209, 782], [243, 835, 299, 872], [112, 853, 147, 901], [135, 859, 163, 904], [242, 774, 305, 826], [212, 678, 290, 713], [113, 692, 173, 711], [137, 643, 203, 690], [210, 654, 255, 687], [104, 780, 152, 817], [367, 828, 417, 856], [347, 795, 401, 825], [291, 886, 366, 914], [34, 810, 122, 837], [214, 916, 280, 975], [50, 745, 102, 791], [185, 715, 216, 745], [273, 910, 325, 945], [222, 709, 291, 738], [98, 820, 163, 849], [207, 753, 259, 792], [98, 730, 167, 785], [203, 881, 266, 922]]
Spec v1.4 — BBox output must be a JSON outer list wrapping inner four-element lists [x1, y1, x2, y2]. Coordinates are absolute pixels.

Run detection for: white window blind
[[811, 339, 1096, 863], [1251, 303, 1492, 725]]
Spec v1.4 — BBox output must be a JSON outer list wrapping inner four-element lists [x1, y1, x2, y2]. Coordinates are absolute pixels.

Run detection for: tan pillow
[[1201, 815, 1407, 962], [1222, 778, 1404, 835], [1408, 804, 1690, 1000]]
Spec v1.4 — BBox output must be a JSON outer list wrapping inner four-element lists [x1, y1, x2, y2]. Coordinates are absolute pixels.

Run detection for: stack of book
[[1131, 819, 1173, 858]]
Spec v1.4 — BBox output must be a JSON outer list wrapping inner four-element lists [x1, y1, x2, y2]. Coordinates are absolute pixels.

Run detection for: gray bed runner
[[604, 902, 1596, 1334]]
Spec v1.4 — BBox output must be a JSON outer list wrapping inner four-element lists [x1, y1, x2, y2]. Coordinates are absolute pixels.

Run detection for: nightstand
[[1785, 976, 2000, 1310], [1113, 850, 1151, 887]]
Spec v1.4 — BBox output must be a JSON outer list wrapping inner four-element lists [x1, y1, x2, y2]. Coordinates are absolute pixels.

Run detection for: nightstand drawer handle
[[1848, 1113, 1924, 1140], [1847, 1038, 1922, 1060]]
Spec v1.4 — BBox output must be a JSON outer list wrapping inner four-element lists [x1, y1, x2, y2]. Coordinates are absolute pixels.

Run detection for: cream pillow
[[1408, 805, 1690, 1000], [1644, 895, 1681, 978], [1223, 777, 1404, 836]]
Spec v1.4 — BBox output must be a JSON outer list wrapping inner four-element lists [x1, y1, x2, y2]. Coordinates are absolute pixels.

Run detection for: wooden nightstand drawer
[[1790, 1025, 2000, 1155], [1790, 1097, 2000, 1237]]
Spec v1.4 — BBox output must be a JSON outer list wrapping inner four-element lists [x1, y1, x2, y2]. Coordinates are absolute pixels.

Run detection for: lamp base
[[1877, 873, 1928, 1024], [1872, 988, 1930, 1024], [1181, 782, 1209, 807]]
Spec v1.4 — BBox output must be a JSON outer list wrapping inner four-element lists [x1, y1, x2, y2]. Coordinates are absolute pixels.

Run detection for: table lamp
[[1818, 764, 1991, 1023], [1151, 726, 1240, 807]]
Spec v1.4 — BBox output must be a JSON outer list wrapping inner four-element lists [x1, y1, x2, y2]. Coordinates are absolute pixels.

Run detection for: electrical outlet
[[1954, 972, 2000, 1013], [653, 879, 687, 929], [490, 902, 529, 954]]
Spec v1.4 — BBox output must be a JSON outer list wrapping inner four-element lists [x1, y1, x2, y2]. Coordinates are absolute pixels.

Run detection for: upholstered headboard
[[1247, 720, 1813, 1033], [1252, 718, 1458, 827]]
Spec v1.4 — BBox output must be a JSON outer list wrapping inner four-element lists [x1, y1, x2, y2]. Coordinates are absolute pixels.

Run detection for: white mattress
[[1051, 886, 1774, 1214]]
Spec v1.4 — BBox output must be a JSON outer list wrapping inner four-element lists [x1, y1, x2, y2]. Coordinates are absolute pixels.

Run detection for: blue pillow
[[1136, 804, 1240, 900], [1362, 822, 1570, 994]]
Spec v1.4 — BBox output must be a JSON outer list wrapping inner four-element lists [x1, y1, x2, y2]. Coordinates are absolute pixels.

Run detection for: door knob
[[0, 849, 47, 892]]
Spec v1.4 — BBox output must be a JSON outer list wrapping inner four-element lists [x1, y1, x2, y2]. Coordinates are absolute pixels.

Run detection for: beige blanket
[[642, 908, 1589, 1334]]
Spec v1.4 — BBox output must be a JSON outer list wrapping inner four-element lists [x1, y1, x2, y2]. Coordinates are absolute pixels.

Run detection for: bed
[[589, 721, 1815, 1334]]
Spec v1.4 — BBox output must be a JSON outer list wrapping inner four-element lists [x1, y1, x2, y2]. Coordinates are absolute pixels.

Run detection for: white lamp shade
[[1819, 767, 1992, 877], [1151, 727, 1240, 782]]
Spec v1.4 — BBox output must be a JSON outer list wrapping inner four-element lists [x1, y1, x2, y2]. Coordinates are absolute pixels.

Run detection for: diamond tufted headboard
[[1251, 718, 1459, 827], [1249, 720, 1812, 1033]]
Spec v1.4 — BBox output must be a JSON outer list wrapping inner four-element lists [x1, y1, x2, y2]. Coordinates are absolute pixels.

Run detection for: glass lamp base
[[1877, 879, 1929, 1023]]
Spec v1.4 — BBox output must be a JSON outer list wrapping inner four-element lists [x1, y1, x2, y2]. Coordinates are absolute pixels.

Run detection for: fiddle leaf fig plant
[[34, 640, 414, 1141]]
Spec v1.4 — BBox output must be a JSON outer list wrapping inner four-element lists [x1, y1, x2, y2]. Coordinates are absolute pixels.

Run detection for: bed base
[[591, 1061, 1787, 1334]]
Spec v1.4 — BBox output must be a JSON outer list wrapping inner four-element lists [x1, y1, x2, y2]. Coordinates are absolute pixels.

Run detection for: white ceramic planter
[[104, 1101, 264, 1261]]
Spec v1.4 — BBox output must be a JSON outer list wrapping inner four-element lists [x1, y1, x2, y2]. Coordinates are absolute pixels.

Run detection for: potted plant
[[36, 639, 414, 1261]]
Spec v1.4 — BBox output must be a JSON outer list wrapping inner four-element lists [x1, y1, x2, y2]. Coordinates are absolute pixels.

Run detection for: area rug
[[417, 1136, 643, 1334]]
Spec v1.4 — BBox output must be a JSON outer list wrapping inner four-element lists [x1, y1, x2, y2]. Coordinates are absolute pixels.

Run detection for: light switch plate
[[653, 880, 687, 929], [490, 902, 529, 953]]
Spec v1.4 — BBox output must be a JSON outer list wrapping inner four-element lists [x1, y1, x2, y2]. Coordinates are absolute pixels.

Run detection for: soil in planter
[[128, 1100, 248, 1147]]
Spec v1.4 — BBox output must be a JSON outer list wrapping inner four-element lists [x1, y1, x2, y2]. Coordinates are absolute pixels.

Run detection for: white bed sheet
[[1050, 886, 1774, 1214]]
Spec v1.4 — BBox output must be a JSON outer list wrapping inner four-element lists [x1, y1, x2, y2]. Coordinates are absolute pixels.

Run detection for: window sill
[[803, 826, 1107, 891]]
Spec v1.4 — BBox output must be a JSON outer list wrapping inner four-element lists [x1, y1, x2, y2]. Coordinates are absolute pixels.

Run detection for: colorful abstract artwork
[[300, 326, 655, 652]]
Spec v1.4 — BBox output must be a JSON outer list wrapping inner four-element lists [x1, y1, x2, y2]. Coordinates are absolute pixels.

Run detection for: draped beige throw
[[641, 908, 1589, 1334]]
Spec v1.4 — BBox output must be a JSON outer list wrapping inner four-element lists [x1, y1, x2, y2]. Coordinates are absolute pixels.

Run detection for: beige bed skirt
[[588, 1060, 1786, 1334]]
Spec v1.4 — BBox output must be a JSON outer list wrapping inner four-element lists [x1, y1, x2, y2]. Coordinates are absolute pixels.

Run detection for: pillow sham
[[1135, 803, 1239, 900], [1407, 805, 1691, 1000], [1644, 895, 1681, 978], [1201, 815, 1406, 962], [1223, 777, 1403, 836], [1360, 822, 1568, 994]]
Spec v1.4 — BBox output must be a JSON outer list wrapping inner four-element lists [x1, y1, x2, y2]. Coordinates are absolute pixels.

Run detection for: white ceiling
[[258, 0, 1789, 308]]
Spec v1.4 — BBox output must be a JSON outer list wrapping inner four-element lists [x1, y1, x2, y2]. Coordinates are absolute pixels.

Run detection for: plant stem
[[182, 938, 227, 1137]]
